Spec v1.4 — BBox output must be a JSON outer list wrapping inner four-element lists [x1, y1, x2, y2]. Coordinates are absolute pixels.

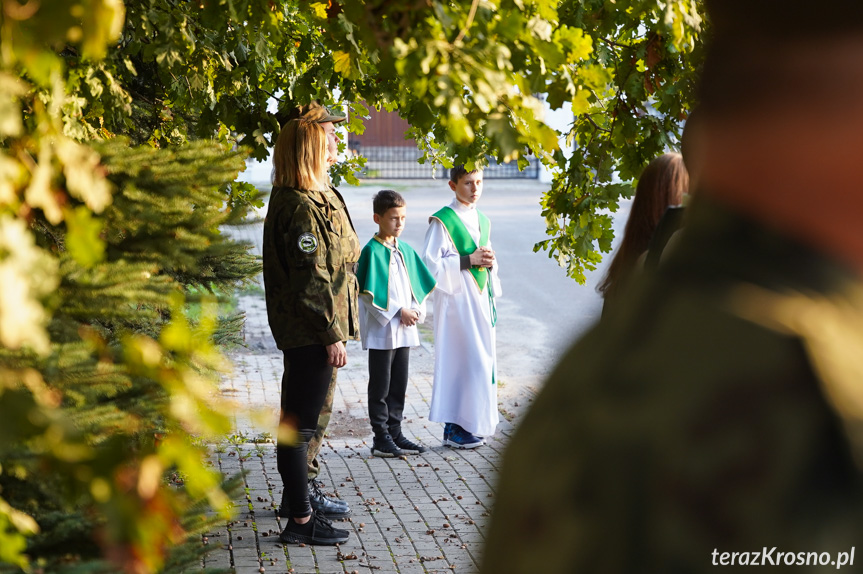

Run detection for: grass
[[499, 407, 516, 423], [417, 321, 434, 345], [183, 280, 264, 350], [237, 281, 265, 297]]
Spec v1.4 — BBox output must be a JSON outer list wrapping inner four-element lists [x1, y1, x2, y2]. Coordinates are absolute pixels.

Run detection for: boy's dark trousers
[[368, 347, 410, 437]]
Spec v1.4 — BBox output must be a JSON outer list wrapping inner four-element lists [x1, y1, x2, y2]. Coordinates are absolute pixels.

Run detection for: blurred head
[[680, 109, 705, 191], [697, 0, 863, 271], [599, 153, 689, 298], [700, 0, 863, 117], [449, 166, 484, 206], [272, 119, 329, 190]]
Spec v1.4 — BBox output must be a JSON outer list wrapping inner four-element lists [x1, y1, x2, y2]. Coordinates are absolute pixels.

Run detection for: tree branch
[[453, 0, 480, 46], [599, 37, 629, 53], [585, 114, 610, 134]]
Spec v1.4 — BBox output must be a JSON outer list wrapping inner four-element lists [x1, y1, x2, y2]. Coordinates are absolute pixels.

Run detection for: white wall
[[538, 98, 575, 184], [239, 155, 272, 187]]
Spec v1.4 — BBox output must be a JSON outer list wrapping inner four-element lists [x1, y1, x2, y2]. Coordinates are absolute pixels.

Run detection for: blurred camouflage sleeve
[[482, 289, 863, 572]]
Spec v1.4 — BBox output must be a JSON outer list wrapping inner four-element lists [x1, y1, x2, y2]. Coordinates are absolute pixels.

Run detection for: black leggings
[[367, 347, 410, 436], [277, 345, 334, 519]]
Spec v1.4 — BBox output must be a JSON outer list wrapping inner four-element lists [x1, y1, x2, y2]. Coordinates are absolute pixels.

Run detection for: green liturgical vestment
[[431, 206, 491, 293], [356, 236, 437, 311]]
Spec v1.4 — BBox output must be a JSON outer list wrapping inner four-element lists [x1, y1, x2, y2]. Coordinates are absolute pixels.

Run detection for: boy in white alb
[[357, 190, 437, 457], [422, 166, 502, 448]]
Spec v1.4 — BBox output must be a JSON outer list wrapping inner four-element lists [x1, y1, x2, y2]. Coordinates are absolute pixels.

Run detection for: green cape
[[430, 205, 491, 293], [357, 236, 437, 310]]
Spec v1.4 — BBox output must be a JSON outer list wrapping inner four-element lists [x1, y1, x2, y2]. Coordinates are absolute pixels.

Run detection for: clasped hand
[[469, 246, 495, 268], [400, 308, 420, 326]]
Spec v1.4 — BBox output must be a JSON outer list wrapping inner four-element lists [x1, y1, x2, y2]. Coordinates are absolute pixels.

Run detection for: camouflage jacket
[[263, 185, 361, 349], [483, 196, 863, 573]]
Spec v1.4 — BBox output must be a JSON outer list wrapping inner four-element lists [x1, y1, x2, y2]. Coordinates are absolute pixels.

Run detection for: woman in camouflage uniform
[[262, 118, 361, 546]]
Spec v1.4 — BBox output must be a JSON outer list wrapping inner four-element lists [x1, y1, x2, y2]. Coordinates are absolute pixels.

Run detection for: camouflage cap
[[286, 101, 346, 124]]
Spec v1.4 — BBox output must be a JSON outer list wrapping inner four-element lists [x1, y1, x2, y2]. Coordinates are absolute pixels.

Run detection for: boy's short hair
[[450, 165, 480, 184], [373, 189, 406, 215]]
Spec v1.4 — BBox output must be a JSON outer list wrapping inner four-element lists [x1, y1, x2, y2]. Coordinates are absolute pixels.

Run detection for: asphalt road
[[334, 178, 631, 398]]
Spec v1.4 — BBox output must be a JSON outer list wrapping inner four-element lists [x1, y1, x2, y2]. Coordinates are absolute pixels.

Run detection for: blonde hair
[[272, 119, 329, 190]]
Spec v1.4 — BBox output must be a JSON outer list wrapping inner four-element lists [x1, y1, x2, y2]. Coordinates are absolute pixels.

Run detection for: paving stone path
[[198, 219, 523, 574]]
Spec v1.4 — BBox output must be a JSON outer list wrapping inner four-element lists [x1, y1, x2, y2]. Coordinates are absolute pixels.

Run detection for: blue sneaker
[[443, 424, 483, 449], [443, 422, 454, 442]]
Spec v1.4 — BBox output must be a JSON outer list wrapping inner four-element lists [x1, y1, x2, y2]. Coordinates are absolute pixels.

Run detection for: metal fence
[[350, 145, 541, 179]]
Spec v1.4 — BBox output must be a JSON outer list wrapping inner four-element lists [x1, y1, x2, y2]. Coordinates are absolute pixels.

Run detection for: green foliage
[[1, 3, 261, 571], [309, 1, 703, 281], [2, 0, 707, 568], [16, 0, 704, 282], [541, 0, 706, 281], [309, 0, 600, 168], [0, 137, 260, 571], [33, 1, 594, 175]]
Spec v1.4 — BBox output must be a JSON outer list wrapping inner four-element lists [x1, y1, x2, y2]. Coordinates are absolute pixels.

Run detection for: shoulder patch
[[298, 232, 318, 254]]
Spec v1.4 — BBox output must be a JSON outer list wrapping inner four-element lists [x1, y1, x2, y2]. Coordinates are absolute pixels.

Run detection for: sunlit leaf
[[64, 205, 105, 268]]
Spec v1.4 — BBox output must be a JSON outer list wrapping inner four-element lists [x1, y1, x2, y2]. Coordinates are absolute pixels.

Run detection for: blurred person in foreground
[[482, 0, 863, 571]]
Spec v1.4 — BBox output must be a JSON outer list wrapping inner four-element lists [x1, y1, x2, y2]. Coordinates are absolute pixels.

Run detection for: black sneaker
[[277, 481, 351, 520], [310, 478, 332, 496], [371, 434, 405, 458], [279, 510, 350, 545], [309, 479, 351, 519], [392, 433, 427, 454]]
